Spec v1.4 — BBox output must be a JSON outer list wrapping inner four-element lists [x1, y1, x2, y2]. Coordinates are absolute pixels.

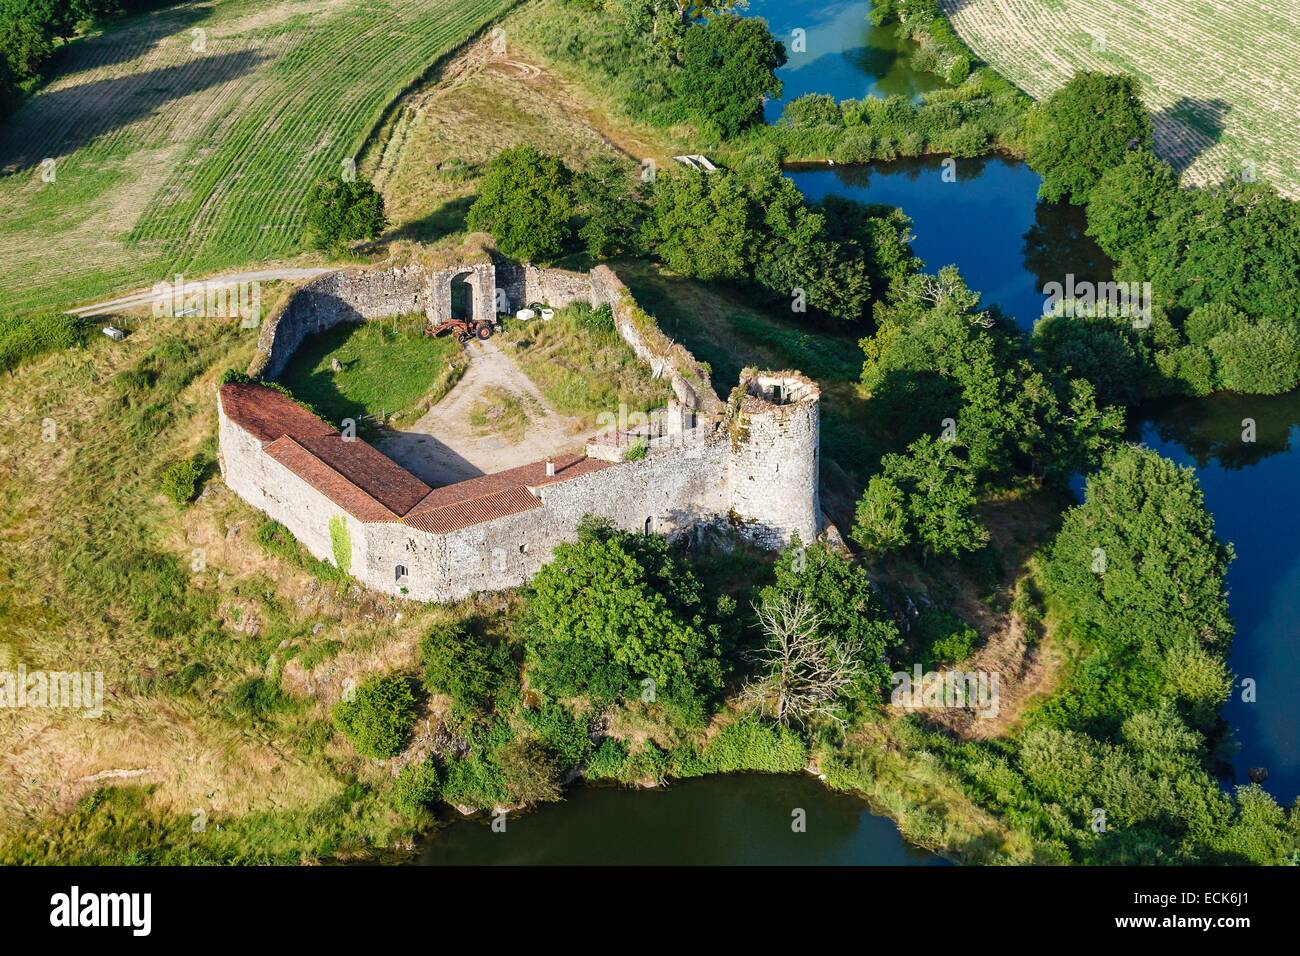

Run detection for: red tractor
[[427, 318, 496, 343]]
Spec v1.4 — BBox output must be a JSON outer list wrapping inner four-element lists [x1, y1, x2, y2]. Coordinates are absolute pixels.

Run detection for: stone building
[[219, 238, 823, 603]]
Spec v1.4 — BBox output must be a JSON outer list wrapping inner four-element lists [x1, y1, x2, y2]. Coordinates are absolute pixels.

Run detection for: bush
[[159, 457, 203, 504], [333, 674, 419, 759], [913, 608, 980, 669], [495, 737, 564, 806], [420, 621, 516, 725], [390, 760, 441, 817], [0, 311, 91, 372], [675, 716, 807, 776]]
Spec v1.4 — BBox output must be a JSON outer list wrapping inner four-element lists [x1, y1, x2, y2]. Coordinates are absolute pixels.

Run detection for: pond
[[746, 0, 944, 122], [1137, 393, 1300, 803], [786, 157, 1113, 330], [421, 773, 946, 865]]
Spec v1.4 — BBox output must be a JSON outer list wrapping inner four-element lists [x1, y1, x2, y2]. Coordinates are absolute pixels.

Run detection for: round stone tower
[[726, 370, 821, 548]]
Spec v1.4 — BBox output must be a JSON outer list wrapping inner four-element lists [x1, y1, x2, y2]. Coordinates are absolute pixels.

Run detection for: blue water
[[788, 157, 1113, 331], [1137, 394, 1300, 801], [747, 0, 943, 122]]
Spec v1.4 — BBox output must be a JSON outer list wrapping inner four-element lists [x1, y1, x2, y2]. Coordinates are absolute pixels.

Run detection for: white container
[[515, 308, 536, 321], [540, 308, 555, 321], [101, 326, 126, 341]]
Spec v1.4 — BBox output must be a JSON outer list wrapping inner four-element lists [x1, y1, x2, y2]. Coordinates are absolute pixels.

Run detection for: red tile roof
[[219, 382, 335, 444], [296, 434, 431, 516], [221, 383, 611, 533], [403, 453, 610, 534], [264, 436, 402, 522]]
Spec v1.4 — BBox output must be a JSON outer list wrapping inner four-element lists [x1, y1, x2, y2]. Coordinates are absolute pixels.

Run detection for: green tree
[[1085, 150, 1183, 260], [673, 13, 785, 138], [643, 169, 753, 280], [573, 156, 644, 259], [856, 436, 987, 558], [1024, 72, 1152, 204], [1042, 445, 1233, 723], [333, 674, 419, 759], [304, 175, 386, 252], [521, 518, 724, 708], [1208, 320, 1300, 395], [467, 146, 574, 262]]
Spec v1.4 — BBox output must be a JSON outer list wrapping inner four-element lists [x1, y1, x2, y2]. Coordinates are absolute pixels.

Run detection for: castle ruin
[[217, 237, 822, 603]]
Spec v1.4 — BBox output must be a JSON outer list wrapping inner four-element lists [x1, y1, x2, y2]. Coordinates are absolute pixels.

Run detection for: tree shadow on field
[[47, 4, 217, 80], [0, 49, 265, 173], [386, 194, 476, 245], [1151, 96, 1231, 175]]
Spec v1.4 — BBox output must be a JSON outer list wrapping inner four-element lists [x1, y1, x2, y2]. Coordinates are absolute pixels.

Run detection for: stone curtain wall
[[250, 264, 430, 379], [363, 435, 731, 603]]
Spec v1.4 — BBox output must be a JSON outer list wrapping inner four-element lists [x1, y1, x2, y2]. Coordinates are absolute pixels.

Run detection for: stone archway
[[450, 271, 474, 321]]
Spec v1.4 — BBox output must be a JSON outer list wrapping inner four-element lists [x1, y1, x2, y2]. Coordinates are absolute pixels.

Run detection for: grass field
[[941, 0, 1300, 197], [277, 313, 466, 430], [0, 0, 518, 315]]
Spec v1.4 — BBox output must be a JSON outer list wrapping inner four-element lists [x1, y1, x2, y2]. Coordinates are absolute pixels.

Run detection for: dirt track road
[[66, 268, 333, 317], [377, 339, 588, 486]]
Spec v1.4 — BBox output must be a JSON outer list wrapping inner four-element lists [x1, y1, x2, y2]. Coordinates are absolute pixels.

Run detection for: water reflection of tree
[[1138, 393, 1300, 470], [1021, 202, 1114, 293], [822, 154, 992, 191]]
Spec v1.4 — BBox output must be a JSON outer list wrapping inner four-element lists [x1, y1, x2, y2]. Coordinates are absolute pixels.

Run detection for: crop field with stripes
[[941, 0, 1300, 198], [0, 0, 517, 314]]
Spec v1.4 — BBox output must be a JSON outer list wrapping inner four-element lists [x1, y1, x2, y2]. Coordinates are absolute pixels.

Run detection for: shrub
[[0, 311, 90, 372], [390, 760, 441, 817], [333, 674, 418, 759], [495, 737, 564, 806], [913, 608, 980, 669], [678, 716, 807, 776], [440, 753, 509, 809], [420, 621, 516, 724], [229, 677, 290, 721], [159, 457, 203, 504]]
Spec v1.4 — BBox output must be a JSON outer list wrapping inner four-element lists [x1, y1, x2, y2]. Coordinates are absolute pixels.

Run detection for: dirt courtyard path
[[376, 338, 588, 486]]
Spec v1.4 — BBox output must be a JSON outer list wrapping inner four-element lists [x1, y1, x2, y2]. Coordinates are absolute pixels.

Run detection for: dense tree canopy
[[521, 519, 724, 710], [1024, 72, 1152, 204], [467, 146, 574, 263]]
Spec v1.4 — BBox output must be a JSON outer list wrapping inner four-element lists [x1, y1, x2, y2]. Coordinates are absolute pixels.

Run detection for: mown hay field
[[941, 0, 1300, 197], [0, 0, 518, 315]]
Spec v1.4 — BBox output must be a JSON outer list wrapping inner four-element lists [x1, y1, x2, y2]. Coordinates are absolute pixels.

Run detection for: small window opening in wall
[[395, 564, 408, 583], [771, 384, 783, 403], [519, 543, 527, 554], [644, 516, 653, 535]]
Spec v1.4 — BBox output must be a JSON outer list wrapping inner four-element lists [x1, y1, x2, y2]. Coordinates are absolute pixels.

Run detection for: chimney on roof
[[545, 458, 555, 477]]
